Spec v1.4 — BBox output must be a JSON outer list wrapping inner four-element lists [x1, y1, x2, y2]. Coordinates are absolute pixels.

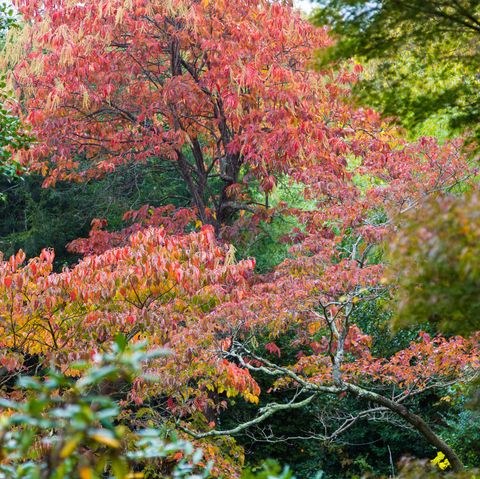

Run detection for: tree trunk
[[346, 383, 464, 471], [175, 150, 209, 225]]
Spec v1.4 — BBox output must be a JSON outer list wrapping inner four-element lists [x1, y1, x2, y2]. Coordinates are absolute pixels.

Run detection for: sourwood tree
[[8, 0, 361, 230]]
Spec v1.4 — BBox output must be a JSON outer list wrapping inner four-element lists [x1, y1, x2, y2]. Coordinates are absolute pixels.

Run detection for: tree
[[388, 191, 480, 336], [314, 0, 480, 59], [388, 190, 480, 413], [313, 0, 480, 143], [178, 134, 477, 472], [8, 0, 362, 231], [0, 161, 191, 267]]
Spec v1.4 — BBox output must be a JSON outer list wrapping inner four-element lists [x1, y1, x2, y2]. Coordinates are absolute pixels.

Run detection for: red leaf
[[265, 342, 281, 358]]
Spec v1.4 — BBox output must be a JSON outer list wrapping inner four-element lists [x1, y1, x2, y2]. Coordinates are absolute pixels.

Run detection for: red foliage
[[67, 205, 197, 255], [11, 0, 362, 226], [265, 342, 281, 358], [0, 226, 259, 409]]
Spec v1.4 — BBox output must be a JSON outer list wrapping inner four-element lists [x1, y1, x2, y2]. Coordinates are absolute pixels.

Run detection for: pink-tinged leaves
[[265, 342, 281, 358]]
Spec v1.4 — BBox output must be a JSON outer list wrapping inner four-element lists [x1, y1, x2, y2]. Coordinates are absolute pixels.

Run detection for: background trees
[[0, 163, 190, 267], [389, 191, 480, 336], [313, 0, 480, 142]]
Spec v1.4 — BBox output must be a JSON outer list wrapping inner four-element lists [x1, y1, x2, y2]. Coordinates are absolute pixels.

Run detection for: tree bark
[[345, 382, 464, 471], [175, 149, 209, 225], [228, 347, 465, 472]]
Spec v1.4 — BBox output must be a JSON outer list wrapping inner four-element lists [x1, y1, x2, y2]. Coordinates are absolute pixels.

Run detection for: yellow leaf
[[90, 431, 121, 449], [439, 459, 451, 470], [308, 321, 321, 334], [430, 451, 450, 470], [79, 467, 94, 479], [60, 434, 83, 458]]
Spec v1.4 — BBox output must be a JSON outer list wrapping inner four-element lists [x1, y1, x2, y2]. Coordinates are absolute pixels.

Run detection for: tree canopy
[[313, 0, 480, 141]]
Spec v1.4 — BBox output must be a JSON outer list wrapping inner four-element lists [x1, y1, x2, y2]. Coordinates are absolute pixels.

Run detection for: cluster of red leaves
[[345, 333, 480, 388], [0, 226, 259, 409], [67, 205, 197, 255]]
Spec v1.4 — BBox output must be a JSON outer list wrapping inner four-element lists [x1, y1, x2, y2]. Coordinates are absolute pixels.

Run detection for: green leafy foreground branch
[[0, 337, 210, 479]]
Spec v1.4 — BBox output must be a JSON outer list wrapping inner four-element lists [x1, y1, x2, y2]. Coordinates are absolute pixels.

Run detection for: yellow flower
[[439, 459, 451, 470], [430, 451, 450, 470]]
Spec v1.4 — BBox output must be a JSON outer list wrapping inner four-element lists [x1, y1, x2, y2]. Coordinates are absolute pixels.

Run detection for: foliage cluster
[[313, 0, 480, 142], [0, 3, 30, 182], [389, 191, 480, 336], [0, 338, 210, 479]]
